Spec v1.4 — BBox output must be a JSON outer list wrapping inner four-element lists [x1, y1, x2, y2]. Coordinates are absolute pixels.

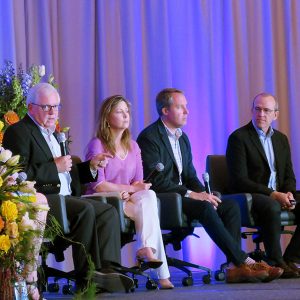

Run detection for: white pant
[[123, 190, 170, 279]]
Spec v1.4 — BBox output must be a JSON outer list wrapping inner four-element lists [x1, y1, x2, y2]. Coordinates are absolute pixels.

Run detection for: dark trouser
[[182, 197, 247, 266], [65, 196, 121, 277], [252, 193, 300, 265]]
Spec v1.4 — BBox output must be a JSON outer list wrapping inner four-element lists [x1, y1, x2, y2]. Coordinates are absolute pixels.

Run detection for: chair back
[[206, 155, 230, 194]]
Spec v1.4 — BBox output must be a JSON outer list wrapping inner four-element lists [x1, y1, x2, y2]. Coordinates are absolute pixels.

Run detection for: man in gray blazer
[[226, 92, 300, 278]]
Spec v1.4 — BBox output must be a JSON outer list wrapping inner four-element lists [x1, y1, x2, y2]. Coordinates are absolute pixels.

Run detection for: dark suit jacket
[[137, 118, 204, 196], [2, 114, 95, 196], [226, 121, 296, 196]]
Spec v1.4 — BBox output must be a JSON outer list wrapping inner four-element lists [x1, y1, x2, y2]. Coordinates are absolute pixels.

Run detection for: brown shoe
[[225, 264, 269, 283], [248, 262, 283, 282], [275, 262, 300, 278], [285, 261, 300, 276]]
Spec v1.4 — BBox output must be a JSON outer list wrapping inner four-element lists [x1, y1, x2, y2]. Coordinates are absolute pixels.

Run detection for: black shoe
[[275, 262, 300, 278], [285, 261, 300, 276], [93, 269, 134, 292]]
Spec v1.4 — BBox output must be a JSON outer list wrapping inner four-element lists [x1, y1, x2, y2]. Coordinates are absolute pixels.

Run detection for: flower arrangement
[[0, 146, 48, 299], [0, 60, 69, 144]]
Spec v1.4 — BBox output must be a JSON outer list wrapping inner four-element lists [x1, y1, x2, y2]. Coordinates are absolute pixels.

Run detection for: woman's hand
[[90, 153, 113, 171], [120, 191, 130, 201], [130, 181, 152, 193]]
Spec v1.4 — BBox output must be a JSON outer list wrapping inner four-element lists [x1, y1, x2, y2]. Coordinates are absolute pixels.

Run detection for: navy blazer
[[3, 114, 95, 196], [137, 118, 204, 196], [226, 121, 296, 196]]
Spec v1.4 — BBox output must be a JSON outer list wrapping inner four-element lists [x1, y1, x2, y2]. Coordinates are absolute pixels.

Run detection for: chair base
[[167, 256, 212, 285]]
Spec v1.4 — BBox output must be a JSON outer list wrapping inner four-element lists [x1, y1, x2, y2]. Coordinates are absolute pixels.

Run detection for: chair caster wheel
[[146, 279, 158, 290], [215, 270, 225, 281], [48, 283, 59, 293], [62, 284, 74, 295], [202, 274, 211, 284], [182, 276, 193, 286]]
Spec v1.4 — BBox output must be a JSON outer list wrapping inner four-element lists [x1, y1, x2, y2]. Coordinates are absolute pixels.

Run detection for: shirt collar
[[252, 120, 274, 138], [161, 118, 182, 139], [27, 113, 56, 136]]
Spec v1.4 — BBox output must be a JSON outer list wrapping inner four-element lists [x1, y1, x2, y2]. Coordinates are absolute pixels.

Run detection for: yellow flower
[[0, 120, 4, 132], [1, 200, 18, 222], [6, 221, 19, 239], [0, 234, 11, 253], [0, 216, 5, 231], [0, 176, 3, 187]]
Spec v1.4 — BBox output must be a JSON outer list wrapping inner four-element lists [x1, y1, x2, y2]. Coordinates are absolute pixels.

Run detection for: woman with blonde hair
[[85, 95, 173, 289]]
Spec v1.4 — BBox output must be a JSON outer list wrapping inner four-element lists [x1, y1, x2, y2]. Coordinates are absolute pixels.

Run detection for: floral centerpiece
[[0, 60, 69, 144], [0, 147, 46, 299]]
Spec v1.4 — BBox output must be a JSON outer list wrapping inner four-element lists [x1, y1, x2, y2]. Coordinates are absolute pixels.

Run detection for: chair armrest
[[46, 194, 70, 235], [157, 193, 183, 229], [84, 192, 129, 233], [222, 193, 254, 227]]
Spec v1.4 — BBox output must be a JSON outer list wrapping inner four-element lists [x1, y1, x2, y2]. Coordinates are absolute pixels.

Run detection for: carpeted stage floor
[[44, 269, 300, 300]]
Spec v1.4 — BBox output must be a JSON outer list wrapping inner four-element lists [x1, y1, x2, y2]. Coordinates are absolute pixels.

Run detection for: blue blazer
[[137, 118, 204, 196]]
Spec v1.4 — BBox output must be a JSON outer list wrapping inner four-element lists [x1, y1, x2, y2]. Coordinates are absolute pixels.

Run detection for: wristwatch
[[185, 190, 192, 198]]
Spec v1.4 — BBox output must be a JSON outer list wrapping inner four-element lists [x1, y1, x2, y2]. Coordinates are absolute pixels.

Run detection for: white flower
[[0, 165, 7, 176], [19, 181, 37, 194], [6, 154, 20, 166], [19, 212, 36, 231], [38, 65, 46, 77], [0, 148, 12, 162]]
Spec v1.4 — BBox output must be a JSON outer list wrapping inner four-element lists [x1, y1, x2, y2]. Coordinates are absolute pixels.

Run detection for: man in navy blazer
[[137, 88, 282, 283], [3, 83, 134, 292], [226, 92, 300, 278]]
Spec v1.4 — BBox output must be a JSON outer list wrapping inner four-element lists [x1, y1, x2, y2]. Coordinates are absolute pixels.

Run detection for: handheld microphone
[[202, 172, 212, 194], [57, 132, 69, 156], [16, 172, 27, 184], [144, 163, 164, 183]]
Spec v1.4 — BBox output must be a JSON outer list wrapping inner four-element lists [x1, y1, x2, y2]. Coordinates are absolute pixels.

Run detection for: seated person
[[226, 92, 300, 278], [2, 83, 134, 293], [85, 95, 174, 289], [137, 88, 283, 283]]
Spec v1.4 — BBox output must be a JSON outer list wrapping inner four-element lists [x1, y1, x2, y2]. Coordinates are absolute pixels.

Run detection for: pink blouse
[[84, 137, 144, 194]]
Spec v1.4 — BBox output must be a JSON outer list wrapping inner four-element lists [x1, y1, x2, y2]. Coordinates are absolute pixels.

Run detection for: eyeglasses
[[31, 103, 62, 112], [253, 106, 277, 115]]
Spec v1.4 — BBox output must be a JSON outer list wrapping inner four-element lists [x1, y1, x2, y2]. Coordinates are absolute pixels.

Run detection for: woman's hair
[[96, 95, 131, 155]]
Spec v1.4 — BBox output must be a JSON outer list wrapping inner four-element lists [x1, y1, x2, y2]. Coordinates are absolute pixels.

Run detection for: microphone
[[202, 172, 212, 194], [57, 132, 69, 156], [144, 163, 164, 183], [16, 172, 27, 184]]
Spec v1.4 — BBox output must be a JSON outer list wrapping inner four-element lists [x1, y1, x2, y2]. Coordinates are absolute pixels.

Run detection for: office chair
[[39, 194, 75, 295], [158, 193, 212, 285], [72, 156, 158, 291], [205, 155, 296, 262]]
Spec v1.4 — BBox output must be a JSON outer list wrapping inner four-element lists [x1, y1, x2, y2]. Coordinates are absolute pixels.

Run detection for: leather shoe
[[285, 261, 300, 276], [136, 256, 163, 269], [93, 269, 134, 292], [225, 264, 269, 283], [247, 262, 283, 282], [275, 262, 300, 278]]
